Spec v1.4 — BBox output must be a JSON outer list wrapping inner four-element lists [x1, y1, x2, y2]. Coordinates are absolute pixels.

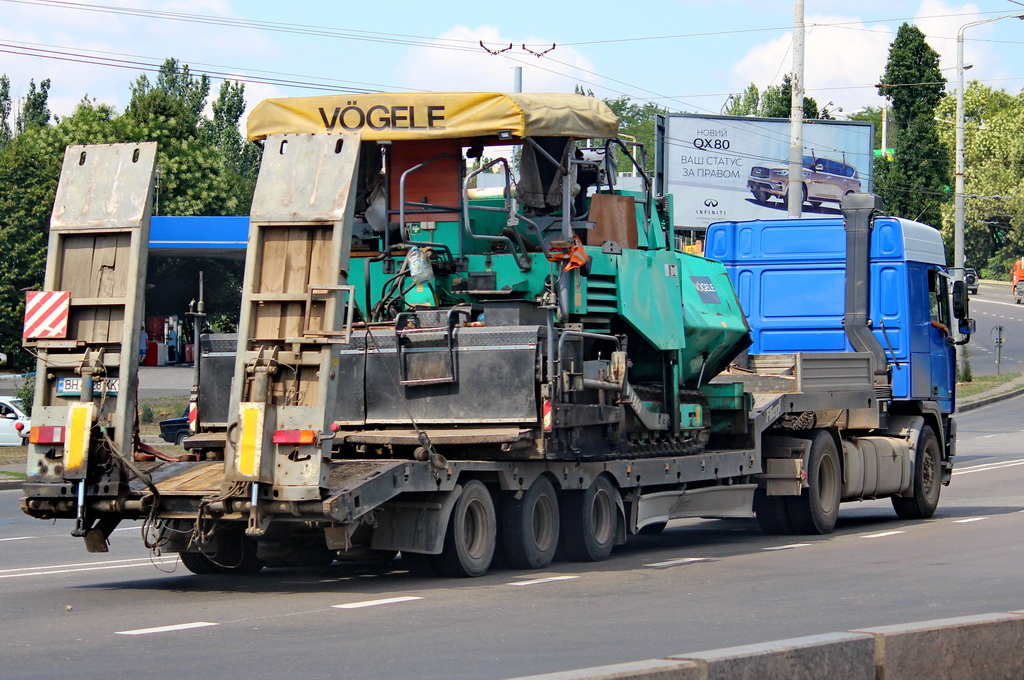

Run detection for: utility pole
[[788, 0, 805, 218], [513, 67, 522, 94]]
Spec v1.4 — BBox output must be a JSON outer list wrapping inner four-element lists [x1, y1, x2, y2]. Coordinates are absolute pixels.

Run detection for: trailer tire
[[559, 474, 619, 562], [180, 551, 220, 574], [785, 430, 840, 534], [180, 532, 264, 575], [753, 488, 793, 535], [402, 552, 438, 577], [500, 476, 560, 569], [433, 480, 496, 578], [892, 425, 941, 520]]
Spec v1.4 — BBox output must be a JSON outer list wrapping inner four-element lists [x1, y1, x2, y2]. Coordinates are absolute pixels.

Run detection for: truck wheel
[[180, 551, 220, 574], [892, 426, 941, 520], [559, 474, 619, 562], [753, 488, 793, 535], [500, 476, 560, 570], [434, 480, 496, 578], [180, 533, 264, 574], [785, 430, 841, 534]]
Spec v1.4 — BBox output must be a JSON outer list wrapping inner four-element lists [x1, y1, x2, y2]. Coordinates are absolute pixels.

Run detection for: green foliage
[[847, 106, 885, 150], [957, 349, 973, 383], [0, 58, 256, 368], [934, 82, 1024, 278], [725, 75, 821, 120], [601, 95, 667, 170], [0, 75, 12, 148], [14, 373, 34, 415], [140, 403, 155, 424], [875, 23, 949, 229], [16, 78, 52, 133]]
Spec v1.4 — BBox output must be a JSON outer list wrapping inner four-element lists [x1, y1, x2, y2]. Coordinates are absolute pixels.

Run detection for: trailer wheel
[[560, 474, 619, 562], [500, 476, 560, 569], [433, 480, 496, 578], [753, 488, 793, 535], [180, 551, 220, 574], [892, 426, 941, 520], [180, 532, 264, 575], [785, 430, 840, 534]]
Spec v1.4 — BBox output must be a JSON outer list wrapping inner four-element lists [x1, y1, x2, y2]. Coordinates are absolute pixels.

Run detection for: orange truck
[[1013, 259, 1024, 304]]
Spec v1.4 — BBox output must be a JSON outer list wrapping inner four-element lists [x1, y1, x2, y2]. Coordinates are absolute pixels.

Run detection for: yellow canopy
[[246, 92, 620, 142]]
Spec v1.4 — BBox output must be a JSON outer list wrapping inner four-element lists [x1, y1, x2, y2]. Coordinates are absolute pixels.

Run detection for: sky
[[2, 0, 1024, 127]]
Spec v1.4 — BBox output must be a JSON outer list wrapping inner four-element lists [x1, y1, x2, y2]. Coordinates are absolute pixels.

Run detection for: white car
[[0, 397, 30, 446]]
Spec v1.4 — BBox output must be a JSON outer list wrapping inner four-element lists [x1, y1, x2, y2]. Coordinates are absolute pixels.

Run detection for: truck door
[[927, 269, 955, 407]]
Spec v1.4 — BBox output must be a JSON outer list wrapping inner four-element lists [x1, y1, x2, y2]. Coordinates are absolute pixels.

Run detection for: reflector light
[[237, 403, 264, 478], [273, 429, 316, 445], [30, 425, 65, 444]]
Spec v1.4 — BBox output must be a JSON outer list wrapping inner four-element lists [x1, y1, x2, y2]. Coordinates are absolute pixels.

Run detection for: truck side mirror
[[959, 318, 976, 336], [952, 280, 969, 319]]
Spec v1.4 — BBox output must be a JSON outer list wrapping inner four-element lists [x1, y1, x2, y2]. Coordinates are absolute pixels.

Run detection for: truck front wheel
[[892, 426, 941, 520], [559, 474, 619, 562], [434, 480, 497, 578], [785, 429, 841, 534], [500, 476, 560, 569]]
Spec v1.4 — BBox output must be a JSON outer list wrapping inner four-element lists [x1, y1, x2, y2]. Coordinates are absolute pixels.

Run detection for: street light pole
[[955, 14, 1024, 287]]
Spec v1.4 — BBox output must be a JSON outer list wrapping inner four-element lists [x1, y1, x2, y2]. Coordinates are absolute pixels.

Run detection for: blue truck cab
[[705, 213, 961, 414]]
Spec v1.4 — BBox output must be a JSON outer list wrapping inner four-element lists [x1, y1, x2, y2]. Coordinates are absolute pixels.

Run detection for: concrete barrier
[[506, 612, 1024, 680], [854, 612, 1024, 680], [667, 632, 874, 680], [510, 659, 700, 680]]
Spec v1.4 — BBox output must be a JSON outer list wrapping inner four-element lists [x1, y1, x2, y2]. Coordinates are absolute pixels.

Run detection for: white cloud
[[397, 25, 598, 94], [1, 0, 280, 119], [732, 15, 895, 113], [729, 2, 992, 114]]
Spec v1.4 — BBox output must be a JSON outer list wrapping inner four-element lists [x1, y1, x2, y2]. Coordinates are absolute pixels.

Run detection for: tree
[[875, 23, 949, 230], [935, 82, 1024, 278], [16, 78, 51, 133], [0, 75, 12, 149], [0, 60, 256, 367], [725, 75, 821, 120], [602, 95, 667, 170]]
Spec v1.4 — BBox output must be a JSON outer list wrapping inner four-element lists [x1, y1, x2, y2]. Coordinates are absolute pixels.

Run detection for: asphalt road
[[965, 280, 1024, 377], [2, 395, 1023, 680]]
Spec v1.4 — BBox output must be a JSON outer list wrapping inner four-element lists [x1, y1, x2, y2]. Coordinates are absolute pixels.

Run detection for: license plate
[[56, 377, 119, 396]]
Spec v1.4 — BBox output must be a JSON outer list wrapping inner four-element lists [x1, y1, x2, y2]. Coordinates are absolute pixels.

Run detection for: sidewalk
[[2, 376, 1022, 490]]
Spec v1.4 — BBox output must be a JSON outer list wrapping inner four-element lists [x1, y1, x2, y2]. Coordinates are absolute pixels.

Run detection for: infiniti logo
[[704, 198, 719, 208]]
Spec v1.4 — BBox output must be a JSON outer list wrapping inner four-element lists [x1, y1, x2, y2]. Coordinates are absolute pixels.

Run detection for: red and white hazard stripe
[[23, 291, 71, 339], [188, 401, 197, 434], [542, 400, 552, 432]]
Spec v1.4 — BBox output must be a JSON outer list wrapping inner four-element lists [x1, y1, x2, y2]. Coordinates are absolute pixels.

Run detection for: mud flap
[[370, 487, 462, 555]]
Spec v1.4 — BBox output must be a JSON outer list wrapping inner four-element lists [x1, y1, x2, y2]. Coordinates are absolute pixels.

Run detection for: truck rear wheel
[[559, 474, 619, 562], [500, 476, 560, 569], [753, 488, 793, 535], [180, 530, 264, 575], [892, 426, 941, 520], [785, 430, 840, 534], [433, 480, 496, 578]]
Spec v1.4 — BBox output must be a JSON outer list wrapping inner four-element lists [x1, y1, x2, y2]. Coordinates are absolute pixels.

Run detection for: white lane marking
[[979, 434, 999, 439], [643, 557, 710, 568], [954, 517, 988, 524], [862, 531, 905, 539], [332, 596, 423, 609], [762, 543, 811, 551], [955, 460, 1024, 476], [113, 527, 137, 532], [0, 556, 177, 579], [116, 622, 218, 636], [972, 298, 1024, 310], [508, 575, 580, 586], [0, 536, 33, 542]]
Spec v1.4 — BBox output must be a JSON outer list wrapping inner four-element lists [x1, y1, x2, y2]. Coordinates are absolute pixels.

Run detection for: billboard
[[659, 114, 874, 230]]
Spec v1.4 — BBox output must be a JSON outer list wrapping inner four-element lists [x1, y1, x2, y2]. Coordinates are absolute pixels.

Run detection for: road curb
[[958, 385, 1024, 413], [0, 475, 24, 491]]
